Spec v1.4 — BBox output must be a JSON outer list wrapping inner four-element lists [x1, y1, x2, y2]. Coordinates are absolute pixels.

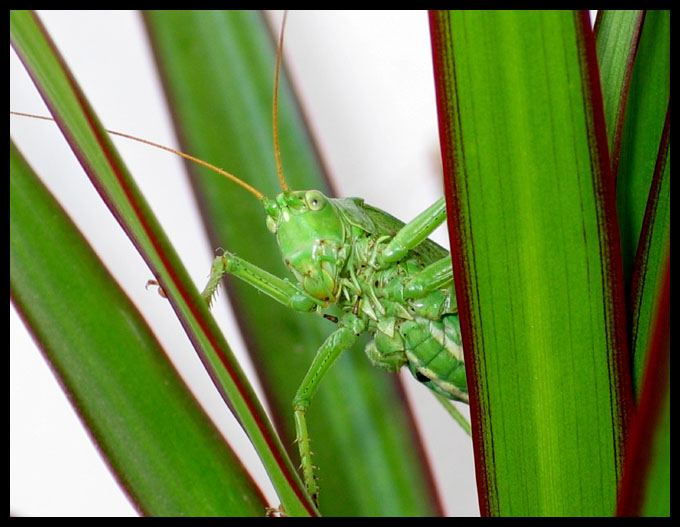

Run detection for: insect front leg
[[380, 196, 447, 264], [292, 313, 364, 505], [201, 251, 320, 312]]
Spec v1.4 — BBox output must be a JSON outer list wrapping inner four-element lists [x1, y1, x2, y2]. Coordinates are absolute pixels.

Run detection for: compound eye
[[304, 190, 326, 211], [265, 215, 277, 233]]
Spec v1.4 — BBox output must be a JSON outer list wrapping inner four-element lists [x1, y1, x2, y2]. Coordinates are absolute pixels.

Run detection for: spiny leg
[[200, 251, 320, 312], [200, 250, 357, 503], [201, 256, 227, 306], [292, 314, 363, 504]]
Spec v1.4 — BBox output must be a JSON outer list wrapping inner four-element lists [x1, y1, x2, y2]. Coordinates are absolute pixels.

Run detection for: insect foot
[[145, 279, 167, 298], [265, 504, 287, 517], [200, 252, 233, 306]]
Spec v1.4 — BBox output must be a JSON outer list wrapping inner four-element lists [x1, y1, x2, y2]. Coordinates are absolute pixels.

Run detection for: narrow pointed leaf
[[593, 10, 644, 173], [609, 10, 670, 394], [595, 10, 670, 512], [615, 10, 670, 287], [430, 10, 633, 515], [627, 106, 669, 396], [10, 9, 313, 516], [617, 261, 669, 516], [11, 141, 266, 515]]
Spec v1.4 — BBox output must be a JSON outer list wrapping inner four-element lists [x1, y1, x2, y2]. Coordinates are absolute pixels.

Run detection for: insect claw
[[145, 279, 167, 298], [207, 290, 219, 307], [265, 504, 287, 517]]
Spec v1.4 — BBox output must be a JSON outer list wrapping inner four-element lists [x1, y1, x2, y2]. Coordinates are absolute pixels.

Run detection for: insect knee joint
[[292, 398, 309, 413]]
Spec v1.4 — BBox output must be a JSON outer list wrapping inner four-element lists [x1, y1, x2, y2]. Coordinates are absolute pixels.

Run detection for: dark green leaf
[[594, 10, 644, 170], [617, 262, 669, 516], [615, 10, 670, 288]]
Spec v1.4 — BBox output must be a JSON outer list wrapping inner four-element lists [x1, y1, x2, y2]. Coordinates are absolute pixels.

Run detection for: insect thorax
[[334, 232, 468, 402]]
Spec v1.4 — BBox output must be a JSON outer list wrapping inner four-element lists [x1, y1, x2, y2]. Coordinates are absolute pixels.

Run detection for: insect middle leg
[[200, 252, 360, 503], [292, 313, 363, 505]]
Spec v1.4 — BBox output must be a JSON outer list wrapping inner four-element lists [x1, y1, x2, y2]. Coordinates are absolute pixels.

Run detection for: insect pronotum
[[11, 10, 476, 516]]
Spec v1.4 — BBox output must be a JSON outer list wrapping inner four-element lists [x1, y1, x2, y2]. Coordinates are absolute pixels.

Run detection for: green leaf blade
[[627, 106, 669, 397], [11, 9, 312, 516], [430, 10, 633, 516], [615, 10, 670, 287], [617, 261, 670, 516], [593, 10, 644, 168], [10, 140, 267, 516]]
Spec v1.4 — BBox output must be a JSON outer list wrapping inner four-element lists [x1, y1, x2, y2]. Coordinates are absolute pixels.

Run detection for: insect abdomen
[[402, 315, 468, 403]]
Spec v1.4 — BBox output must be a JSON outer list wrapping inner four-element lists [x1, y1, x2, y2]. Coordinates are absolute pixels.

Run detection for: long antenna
[[10, 111, 266, 200], [272, 10, 289, 192]]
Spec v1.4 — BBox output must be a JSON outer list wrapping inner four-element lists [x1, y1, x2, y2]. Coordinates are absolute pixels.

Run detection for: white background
[[10, 10, 595, 517]]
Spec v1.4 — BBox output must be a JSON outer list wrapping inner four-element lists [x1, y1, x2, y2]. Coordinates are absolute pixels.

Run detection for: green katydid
[[11, 11, 471, 508], [194, 13, 471, 504]]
